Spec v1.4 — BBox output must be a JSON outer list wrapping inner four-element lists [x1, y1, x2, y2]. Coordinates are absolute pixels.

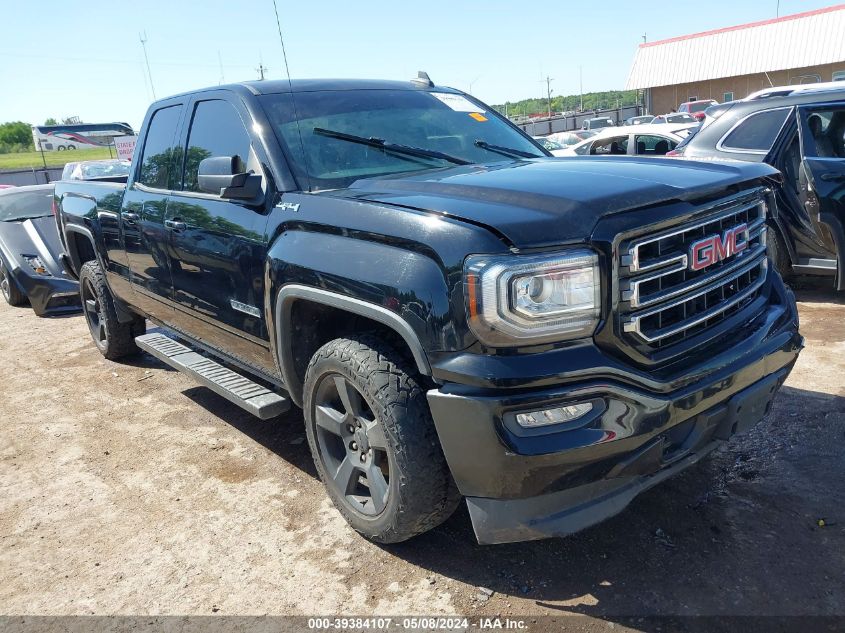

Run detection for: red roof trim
[[640, 3, 845, 48]]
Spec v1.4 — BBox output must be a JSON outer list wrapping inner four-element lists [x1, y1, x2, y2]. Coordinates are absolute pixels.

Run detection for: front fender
[[266, 230, 459, 401], [59, 192, 105, 274]]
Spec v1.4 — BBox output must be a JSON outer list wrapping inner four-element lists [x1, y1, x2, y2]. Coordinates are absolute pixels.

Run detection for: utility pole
[[579, 66, 583, 112], [468, 76, 481, 94], [218, 51, 225, 85], [545, 76, 554, 118], [139, 31, 156, 100]]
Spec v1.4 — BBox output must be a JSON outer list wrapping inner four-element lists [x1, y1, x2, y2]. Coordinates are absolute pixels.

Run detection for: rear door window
[[635, 135, 676, 155], [720, 107, 791, 153], [800, 106, 845, 159], [137, 105, 183, 189]]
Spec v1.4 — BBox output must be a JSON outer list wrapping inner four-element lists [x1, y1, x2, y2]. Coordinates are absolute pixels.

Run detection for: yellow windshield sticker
[[469, 112, 488, 122]]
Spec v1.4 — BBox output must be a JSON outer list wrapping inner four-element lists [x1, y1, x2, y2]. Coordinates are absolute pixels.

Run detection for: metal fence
[[0, 168, 63, 186], [515, 105, 642, 136]]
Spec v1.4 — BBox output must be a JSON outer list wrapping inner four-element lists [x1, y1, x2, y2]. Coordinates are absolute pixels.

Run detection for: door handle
[[164, 219, 187, 231], [121, 212, 140, 224], [820, 172, 845, 182]]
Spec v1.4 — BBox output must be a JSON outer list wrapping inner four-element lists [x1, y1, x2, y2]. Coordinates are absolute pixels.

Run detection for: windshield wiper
[[474, 140, 541, 159], [3, 214, 52, 222], [313, 128, 471, 166]]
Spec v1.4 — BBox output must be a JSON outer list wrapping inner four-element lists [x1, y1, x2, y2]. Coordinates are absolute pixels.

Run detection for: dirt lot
[[0, 286, 843, 629]]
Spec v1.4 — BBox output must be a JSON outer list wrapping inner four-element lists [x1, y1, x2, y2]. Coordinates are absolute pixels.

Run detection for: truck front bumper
[[427, 279, 802, 545]]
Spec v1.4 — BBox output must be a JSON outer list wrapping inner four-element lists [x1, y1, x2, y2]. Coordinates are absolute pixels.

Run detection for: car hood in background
[[345, 158, 779, 248], [0, 215, 66, 277]]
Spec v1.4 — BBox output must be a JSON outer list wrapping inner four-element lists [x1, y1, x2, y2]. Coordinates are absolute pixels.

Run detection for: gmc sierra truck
[[55, 75, 802, 545]]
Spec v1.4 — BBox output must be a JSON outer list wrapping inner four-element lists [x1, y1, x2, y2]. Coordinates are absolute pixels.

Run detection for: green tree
[[0, 121, 32, 149], [44, 117, 58, 126], [493, 90, 640, 118]]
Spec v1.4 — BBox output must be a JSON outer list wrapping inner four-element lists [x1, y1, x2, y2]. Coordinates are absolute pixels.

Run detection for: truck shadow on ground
[[180, 376, 845, 621], [791, 277, 844, 304]]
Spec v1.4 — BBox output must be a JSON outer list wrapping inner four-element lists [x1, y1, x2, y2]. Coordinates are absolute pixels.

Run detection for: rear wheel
[[303, 335, 460, 543], [79, 260, 145, 360], [0, 264, 26, 306]]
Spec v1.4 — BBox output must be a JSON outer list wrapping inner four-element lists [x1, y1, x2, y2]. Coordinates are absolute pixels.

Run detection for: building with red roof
[[626, 4, 845, 114]]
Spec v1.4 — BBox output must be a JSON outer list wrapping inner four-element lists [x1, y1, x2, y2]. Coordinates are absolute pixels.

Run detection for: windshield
[[535, 137, 564, 150], [260, 90, 546, 190], [0, 188, 53, 222], [671, 125, 700, 152], [688, 102, 712, 113], [78, 160, 131, 180]]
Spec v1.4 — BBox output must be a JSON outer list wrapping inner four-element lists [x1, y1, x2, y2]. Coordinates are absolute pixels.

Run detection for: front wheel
[[766, 228, 791, 282], [303, 335, 460, 543], [0, 264, 26, 306], [79, 260, 145, 360]]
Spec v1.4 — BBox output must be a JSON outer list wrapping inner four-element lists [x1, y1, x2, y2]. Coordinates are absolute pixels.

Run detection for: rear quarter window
[[720, 107, 791, 153], [138, 105, 183, 189]]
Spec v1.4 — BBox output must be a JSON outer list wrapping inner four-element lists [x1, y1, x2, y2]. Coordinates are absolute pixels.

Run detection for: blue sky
[[0, 0, 836, 129]]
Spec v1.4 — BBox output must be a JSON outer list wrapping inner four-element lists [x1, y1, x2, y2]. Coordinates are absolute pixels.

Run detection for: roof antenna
[[411, 71, 434, 88], [271, 0, 308, 190]]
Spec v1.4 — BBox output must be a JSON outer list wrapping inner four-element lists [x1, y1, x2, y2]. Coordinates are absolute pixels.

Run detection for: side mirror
[[197, 156, 262, 201]]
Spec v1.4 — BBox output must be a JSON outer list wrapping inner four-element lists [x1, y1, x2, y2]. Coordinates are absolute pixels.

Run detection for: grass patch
[[0, 147, 115, 170]]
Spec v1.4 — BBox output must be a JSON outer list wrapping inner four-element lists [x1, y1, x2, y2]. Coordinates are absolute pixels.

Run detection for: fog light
[[515, 402, 594, 428]]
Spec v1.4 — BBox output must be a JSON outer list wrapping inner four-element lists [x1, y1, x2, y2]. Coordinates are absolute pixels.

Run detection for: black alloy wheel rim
[[0, 269, 10, 302], [313, 373, 390, 516], [82, 278, 107, 346]]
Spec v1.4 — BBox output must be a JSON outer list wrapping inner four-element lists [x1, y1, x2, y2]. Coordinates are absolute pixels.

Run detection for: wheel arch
[[274, 285, 432, 408], [0, 250, 26, 296], [64, 224, 100, 275]]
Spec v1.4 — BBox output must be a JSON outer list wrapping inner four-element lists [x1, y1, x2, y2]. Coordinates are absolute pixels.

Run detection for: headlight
[[464, 249, 600, 346], [23, 255, 51, 276]]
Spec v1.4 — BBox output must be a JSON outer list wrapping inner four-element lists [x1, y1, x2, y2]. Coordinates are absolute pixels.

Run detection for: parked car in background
[[55, 76, 800, 545], [547, 129, 597, 147], [0, 185, 79, 314], [678, 99, 719, 121], [532, 136, 568, 156], [669, 82, 845, 290], [652, 112, 699, 125], [581, 116, 615, 130], [625, 115, 654, 125], [561, 124, 693, 157], [61, 159, 132, 182], [0, 185, 15, 190]]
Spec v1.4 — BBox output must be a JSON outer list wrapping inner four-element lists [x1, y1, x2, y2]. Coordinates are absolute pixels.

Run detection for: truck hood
[[346, 157, 778, 248]]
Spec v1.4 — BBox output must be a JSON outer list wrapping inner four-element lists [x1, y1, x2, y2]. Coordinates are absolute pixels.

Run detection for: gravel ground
[[0, 285, 843, 630]]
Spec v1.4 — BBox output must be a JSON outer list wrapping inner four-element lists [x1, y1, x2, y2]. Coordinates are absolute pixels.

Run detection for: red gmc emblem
[[689, 223, 749, 271]]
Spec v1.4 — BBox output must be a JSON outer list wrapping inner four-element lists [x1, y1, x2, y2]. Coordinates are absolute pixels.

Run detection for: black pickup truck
[[55, 76, 802, 545]]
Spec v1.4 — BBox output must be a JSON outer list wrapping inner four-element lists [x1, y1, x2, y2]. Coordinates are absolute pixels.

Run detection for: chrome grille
[[619, 198, 768, 349]]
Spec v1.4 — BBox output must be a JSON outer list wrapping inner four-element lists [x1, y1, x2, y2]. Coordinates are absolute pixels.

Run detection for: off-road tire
[[79, 260, 145, 360], [0, 263, 27, 306], [303, 334, 460, 543], [767, 227, 792, 282]]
